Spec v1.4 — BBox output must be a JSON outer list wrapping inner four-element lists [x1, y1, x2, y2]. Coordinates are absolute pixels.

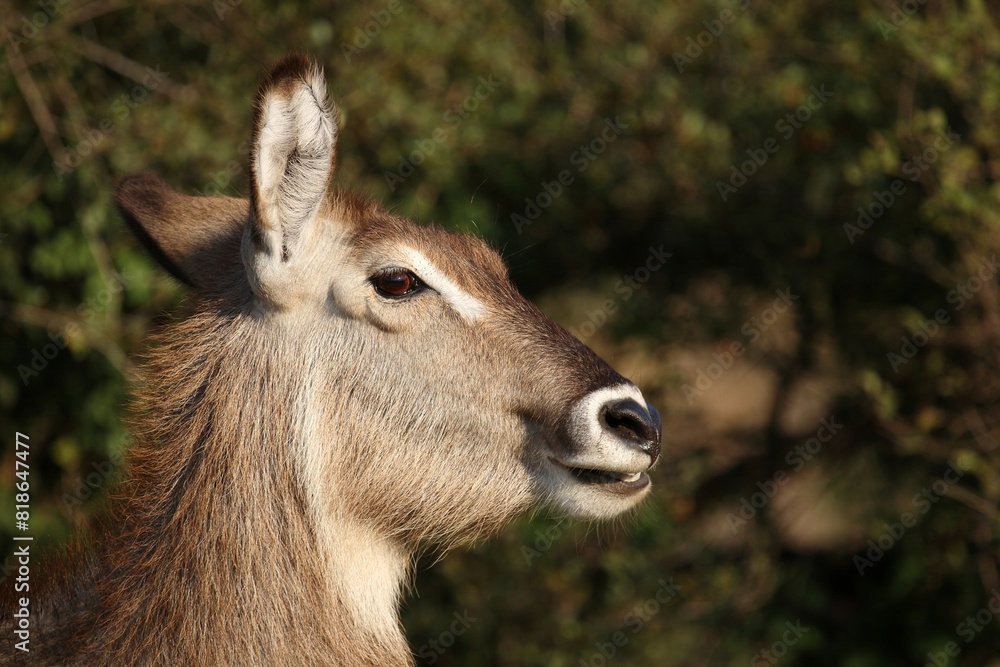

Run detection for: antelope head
[[116, 55, 661, 561]]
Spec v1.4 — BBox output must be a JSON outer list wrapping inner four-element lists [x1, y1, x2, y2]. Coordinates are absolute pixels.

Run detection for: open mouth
[[553, 460, 650, 491]]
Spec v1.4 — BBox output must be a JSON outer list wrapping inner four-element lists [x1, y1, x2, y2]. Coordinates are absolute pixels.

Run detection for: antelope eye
[[373, 270, 422, 298]]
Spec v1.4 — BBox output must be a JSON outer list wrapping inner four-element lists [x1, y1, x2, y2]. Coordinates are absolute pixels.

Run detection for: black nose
[[599, 399, 661, 464]]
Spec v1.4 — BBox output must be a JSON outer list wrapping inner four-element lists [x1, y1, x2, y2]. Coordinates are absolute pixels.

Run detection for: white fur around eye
[[401, 247, 485, 322]]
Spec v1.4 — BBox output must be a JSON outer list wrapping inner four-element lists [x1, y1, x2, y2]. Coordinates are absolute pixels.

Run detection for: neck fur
[[294, 363, 412, 661], [52, 309, 415, 666]]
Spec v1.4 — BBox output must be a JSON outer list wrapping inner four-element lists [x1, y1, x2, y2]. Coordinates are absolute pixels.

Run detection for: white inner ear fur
[[255, 68, 337, 258], [402, 247, 485, 322]]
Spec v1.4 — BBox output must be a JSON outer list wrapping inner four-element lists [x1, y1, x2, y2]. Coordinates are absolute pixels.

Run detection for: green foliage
[[2, 0, 1000, 664]]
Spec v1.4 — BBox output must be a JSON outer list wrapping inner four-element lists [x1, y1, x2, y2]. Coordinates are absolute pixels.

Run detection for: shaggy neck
[[320, 517, 411, 645], [290, 325, 412, 660], [71, 311, 414, 666]]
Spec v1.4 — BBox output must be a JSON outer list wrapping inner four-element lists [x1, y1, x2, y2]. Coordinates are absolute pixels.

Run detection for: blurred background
[[2, 0, 1000, 665]]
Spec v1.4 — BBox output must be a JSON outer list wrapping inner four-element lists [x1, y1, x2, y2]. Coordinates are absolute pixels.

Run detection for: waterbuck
[[4, 55, 661, 665]]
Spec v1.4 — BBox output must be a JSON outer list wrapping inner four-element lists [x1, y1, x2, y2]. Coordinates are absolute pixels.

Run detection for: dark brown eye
[[373, 270, 421, 298]]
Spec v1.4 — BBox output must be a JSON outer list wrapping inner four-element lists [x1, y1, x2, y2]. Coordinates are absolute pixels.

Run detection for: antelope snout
[[599, 398, 661, 465], [563, 384, 662, 475]]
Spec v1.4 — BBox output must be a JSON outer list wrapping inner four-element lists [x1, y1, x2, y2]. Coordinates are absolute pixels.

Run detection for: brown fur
[[1, 56, 657, 666]]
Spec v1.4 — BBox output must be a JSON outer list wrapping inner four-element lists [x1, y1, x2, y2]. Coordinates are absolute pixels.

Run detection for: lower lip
[[553, 461, 650, 492], [616, 471, 650, 491]]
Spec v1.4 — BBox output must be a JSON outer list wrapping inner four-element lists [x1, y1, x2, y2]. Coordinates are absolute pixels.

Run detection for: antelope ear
[[116, 171, 248, 289], [244, 54, 338, 305]]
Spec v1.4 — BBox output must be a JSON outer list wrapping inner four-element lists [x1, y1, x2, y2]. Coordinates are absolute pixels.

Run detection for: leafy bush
[[2, 0, 999, 664]]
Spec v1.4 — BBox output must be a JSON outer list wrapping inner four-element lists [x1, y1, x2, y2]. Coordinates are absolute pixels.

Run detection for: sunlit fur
[[0, 56, 658, 666]]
